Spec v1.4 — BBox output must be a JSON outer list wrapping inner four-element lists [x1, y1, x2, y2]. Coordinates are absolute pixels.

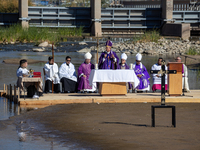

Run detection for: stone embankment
[[77, 38, 200, 55]]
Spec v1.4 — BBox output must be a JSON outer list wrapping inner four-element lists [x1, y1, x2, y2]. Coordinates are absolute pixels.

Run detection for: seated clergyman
[[117, 53, 132, 91], [43, 56, 60, 93], [77, 52, 96, 92], [151, 57, 168, 92], [175, 56, 190, 92], [16, 59, 43, 97], [59, 56, 77, 93], [132, 53, 150, 92]]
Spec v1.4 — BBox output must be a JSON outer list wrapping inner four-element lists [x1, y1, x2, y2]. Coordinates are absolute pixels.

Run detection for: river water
[[0, 43, 200, 149]]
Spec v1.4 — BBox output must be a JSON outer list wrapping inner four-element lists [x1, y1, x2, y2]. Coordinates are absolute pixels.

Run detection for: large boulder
[[32, 48, 45, 52], [77, 47, 91, 53], [38, 41, 48, 47], [79, 42, 88, 45]]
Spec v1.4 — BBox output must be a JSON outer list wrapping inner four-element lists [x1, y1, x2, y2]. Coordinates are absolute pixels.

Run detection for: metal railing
[[28, 6, 91, 28], [173, 11, 200, 23], [101, 8, 162, 29]]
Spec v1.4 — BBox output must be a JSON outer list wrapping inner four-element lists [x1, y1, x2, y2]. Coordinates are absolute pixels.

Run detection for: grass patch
[[186, 47, 200, 55], [0, 0, 32, 13], [0, 24, 84, 43], [133, 30, 160, 43]]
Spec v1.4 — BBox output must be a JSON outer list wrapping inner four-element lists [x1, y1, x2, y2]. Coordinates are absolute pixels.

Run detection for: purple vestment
[[117, 63, 132, 89], [78, 62, 94, 90], [133, 63, 150, 90], [98, 50, 119, 69]]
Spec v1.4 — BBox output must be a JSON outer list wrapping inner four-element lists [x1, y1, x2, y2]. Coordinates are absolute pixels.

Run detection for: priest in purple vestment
[[78, 52, 96, 92], [132, 53, 150, 92], [98, 40, 119, 69], [117, 53, 132, 90]]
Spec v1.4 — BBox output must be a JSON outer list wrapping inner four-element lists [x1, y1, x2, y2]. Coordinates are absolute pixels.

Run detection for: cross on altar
[[150, 60, 177, 127]]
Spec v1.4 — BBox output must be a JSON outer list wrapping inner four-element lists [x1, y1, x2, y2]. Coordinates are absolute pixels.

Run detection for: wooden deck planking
[[1, 89, 200, 105]]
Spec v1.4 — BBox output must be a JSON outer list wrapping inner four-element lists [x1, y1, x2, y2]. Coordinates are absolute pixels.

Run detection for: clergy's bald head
[[175, 56, 181, 62]]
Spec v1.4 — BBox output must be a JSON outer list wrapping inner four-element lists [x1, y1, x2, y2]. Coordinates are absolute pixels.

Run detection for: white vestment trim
[[59, 62, 77, 82], [182, 64, 190, 91], [151, 64, 168, 85], [16, 67, 29, 77], [44, 62, 60, 84]]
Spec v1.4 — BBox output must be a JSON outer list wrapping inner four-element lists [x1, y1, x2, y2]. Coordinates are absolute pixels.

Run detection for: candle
[[95, 64, 98, 70], [130, 63, 133, 70]]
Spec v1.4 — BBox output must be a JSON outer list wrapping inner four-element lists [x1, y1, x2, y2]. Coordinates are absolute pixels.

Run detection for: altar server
[[151, 57, 168, 92], [98, 40, 119, 69], [43, 56, 60, 93], [175, 56, 190, 92], [16, 59, 43, 97], [132, 53, 150, 92], [59, 56, 77, 93], [17, 59, 29, 78], [117, 53, 132, 90], [77, 52, 96, 92]]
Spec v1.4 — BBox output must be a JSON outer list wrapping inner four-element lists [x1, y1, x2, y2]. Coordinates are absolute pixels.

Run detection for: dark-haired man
[[59, 56, 77, 93], [43, 56, 60, 93], [151, 57, 167, 92]]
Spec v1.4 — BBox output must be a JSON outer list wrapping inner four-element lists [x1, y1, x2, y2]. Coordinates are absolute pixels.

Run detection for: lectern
[[167, 62, 183, 96]]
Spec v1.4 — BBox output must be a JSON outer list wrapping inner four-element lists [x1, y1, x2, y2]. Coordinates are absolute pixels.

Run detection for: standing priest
[[175, 56, 190, 92], [151, 57, 167, 92], [77, 52, 96, 92], [43, 56, 60, 93], [132, 53, 150, 92], [98, 40, 119, 69], [59, 56, 77, 93]]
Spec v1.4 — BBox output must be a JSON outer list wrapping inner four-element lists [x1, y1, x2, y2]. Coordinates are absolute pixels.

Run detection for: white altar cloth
[[89, 70, 139, 89]]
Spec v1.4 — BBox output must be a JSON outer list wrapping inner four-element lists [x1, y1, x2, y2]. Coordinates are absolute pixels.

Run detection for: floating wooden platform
[[18, 90, 200, 105], [1, 87, 200, 105]]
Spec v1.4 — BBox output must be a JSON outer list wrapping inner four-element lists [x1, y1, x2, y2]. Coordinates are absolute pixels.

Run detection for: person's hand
[[23, 74, 28, 77], [111, 54, 115, 59], [104, 54, 107, 58], [156, 75, 159, 77], [83, 75, 86, 78], [137, 74, 142, 78]]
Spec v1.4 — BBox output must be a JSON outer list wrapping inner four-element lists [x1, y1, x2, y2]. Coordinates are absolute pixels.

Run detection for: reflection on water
[[0, 51, 200, 90], [0, 97, 83, 149], [0, 124, 71, 150]]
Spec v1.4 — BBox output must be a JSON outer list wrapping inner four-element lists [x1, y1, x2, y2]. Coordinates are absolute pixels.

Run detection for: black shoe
[[39, 92, 43, 97]]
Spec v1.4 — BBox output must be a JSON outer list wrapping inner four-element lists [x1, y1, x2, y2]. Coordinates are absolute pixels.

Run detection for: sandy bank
[[11, 103, 200, 150]]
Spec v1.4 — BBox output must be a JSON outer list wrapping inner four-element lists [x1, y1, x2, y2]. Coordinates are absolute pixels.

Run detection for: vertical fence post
[[90, 0, 102, 37], [14, 85, 17, 104], [19, 0, 29, 28], [4, 84, 5, 93], [10, 84, 12, 101]]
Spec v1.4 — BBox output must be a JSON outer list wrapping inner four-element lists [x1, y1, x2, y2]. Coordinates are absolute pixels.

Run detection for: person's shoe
[[39, 92, 43, 97]]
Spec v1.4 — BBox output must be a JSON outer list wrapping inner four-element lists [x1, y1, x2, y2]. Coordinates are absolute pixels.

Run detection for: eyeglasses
[[136, 60, 141, 62], [66, 59, 71, 61]]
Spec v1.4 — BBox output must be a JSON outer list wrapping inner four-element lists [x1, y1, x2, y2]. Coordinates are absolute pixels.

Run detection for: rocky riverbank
[[77, 38, 200, 55]]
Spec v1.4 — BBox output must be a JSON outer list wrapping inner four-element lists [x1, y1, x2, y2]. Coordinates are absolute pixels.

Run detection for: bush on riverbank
[[186, 47, 200, 55], [133, 30, 160, 43], [0, 24, 83, 43], [0, 0, 32, 13]]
